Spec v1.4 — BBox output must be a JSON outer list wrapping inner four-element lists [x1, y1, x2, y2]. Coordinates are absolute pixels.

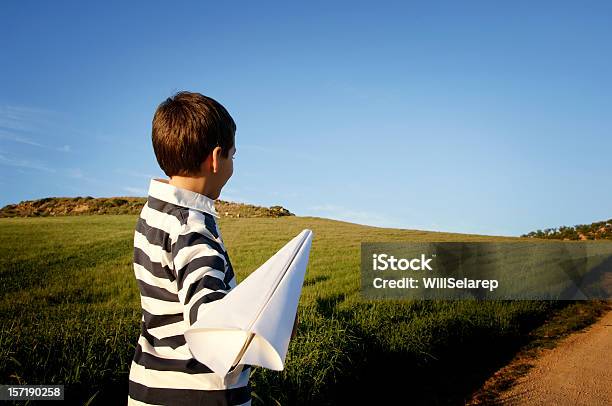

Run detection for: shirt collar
[[148, 178, 220, 218]]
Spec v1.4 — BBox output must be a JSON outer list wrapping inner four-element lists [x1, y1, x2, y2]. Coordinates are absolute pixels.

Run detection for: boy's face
[[205, 144, 235, 199]]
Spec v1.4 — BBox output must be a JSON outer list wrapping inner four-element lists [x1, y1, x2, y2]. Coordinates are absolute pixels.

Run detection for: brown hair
[[152, 91, 236, 177]]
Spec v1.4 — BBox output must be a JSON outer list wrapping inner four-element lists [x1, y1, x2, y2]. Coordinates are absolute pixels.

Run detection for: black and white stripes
[[128, 178, 251, 406]]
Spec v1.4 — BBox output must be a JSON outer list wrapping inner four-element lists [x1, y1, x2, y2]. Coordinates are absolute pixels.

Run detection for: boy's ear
[[210, 146, 223, 174]]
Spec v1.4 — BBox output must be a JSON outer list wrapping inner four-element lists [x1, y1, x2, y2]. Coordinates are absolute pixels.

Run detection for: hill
[[0, 196, 294, 219], [522, 218, 612, 240], [2, 213, 606, 405]]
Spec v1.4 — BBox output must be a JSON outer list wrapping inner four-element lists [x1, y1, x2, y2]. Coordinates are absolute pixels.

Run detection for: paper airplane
[[184, 229, 314, 377]]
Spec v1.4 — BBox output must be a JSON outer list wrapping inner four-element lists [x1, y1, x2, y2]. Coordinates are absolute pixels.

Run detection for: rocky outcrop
[[0, 196, 295, 219]]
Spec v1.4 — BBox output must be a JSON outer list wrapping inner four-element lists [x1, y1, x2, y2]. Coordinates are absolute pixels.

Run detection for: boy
[[128, 91, 296, 406]]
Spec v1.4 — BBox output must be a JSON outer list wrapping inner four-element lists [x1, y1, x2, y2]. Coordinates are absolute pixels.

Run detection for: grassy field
[[0, 214, 603, 405]]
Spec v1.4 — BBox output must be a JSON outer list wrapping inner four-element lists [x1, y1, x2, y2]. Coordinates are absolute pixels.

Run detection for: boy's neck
[[168, 176, 216, 200]]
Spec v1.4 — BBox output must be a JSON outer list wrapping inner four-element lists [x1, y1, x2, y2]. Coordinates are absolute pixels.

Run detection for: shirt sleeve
[[171, 221, 232, 328]]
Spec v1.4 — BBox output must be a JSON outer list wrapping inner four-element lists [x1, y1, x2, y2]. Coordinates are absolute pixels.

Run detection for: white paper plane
[[184, 229, 314, 377]]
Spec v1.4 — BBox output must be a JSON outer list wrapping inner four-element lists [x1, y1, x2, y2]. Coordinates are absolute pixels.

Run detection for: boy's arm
[[171, 222, 232, 328]]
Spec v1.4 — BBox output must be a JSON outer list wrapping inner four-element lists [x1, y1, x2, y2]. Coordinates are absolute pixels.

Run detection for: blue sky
[[1, 1, 611, 236]]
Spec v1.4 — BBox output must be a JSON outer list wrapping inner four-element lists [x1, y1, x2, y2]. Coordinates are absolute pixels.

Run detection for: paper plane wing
[[184, 229, 314, 377]]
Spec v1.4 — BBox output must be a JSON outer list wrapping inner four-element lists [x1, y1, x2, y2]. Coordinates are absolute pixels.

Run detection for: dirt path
[[496, 309, 612, 405]]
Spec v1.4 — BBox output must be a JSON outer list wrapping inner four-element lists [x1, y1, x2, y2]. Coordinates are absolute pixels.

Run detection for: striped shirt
[[128, 178, 252, 406]]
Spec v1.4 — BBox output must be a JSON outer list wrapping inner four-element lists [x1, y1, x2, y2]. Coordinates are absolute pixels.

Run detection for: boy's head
[[152, 91, 236, 199]]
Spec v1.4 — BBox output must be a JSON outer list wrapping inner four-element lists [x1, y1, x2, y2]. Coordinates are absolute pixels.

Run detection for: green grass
[[0, 215, 600, 405]]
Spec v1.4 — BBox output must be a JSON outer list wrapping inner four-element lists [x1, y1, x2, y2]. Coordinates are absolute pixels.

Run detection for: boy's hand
[[290, 311, 299, 339]]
